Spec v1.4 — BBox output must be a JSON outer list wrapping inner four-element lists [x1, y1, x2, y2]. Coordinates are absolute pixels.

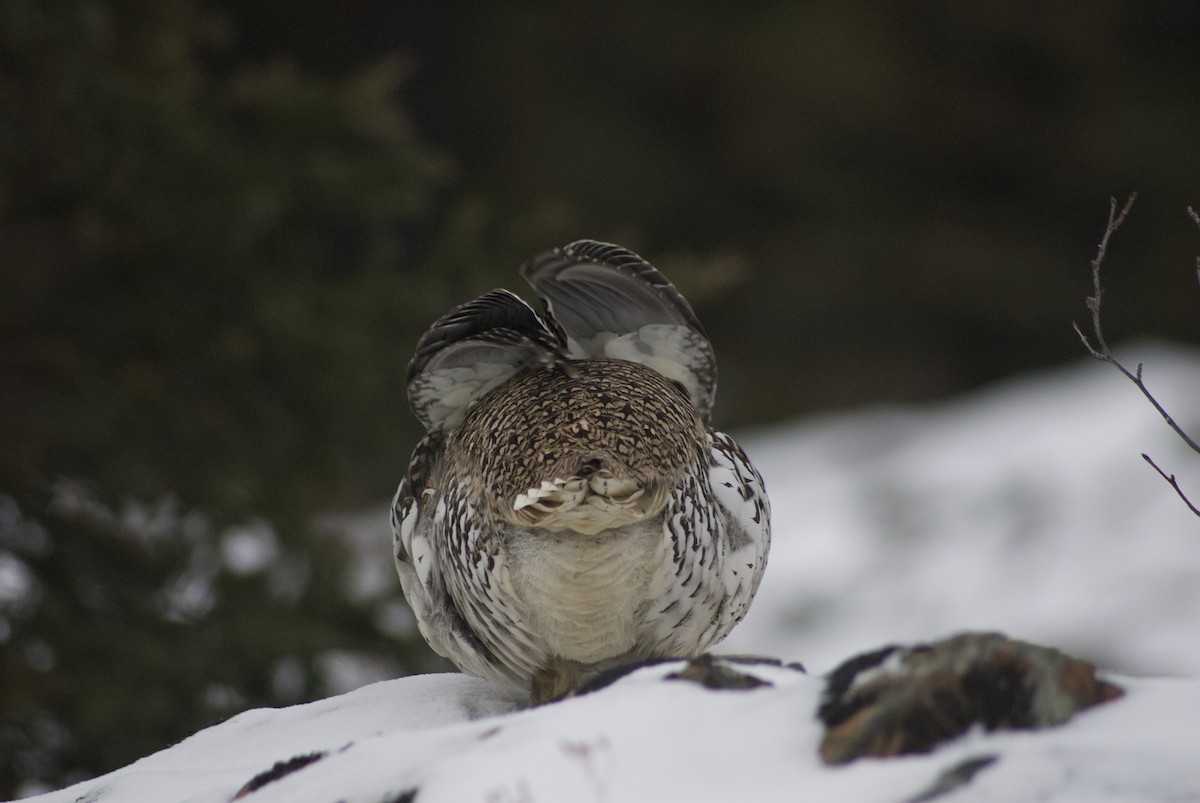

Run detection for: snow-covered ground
[[20, 343, 1200, 803], [17, 663, 1200, 803], [724, 341, 1200, 678]]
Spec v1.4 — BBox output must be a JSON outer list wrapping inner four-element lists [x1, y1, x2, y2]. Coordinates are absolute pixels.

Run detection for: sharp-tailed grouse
[[391, 241, 770, 703]]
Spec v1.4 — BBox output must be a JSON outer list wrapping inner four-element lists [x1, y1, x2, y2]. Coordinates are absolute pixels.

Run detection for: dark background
[[2, 0, 1198, 795]]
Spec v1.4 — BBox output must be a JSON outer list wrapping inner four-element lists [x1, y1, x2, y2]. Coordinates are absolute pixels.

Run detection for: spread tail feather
[[521, 240, 718, 422]]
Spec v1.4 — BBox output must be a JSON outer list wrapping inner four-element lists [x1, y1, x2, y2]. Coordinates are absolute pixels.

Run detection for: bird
[[391, 240, 770, 704]]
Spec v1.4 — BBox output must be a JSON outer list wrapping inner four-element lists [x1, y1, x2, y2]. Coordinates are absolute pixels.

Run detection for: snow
[[220, 520, 281, 576], [722, 343, 1200, 678], [18, 667, 1200, 803], [17, 343, 1200, 803]]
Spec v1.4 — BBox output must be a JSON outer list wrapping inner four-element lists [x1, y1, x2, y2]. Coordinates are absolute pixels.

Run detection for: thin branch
[[1143, 454, 1200, 517], [1073, 194, 1200, 518], [1073, 193, 1138, 363], [1191, 206, 1200, 289], [1073, 194, 1200, 454]]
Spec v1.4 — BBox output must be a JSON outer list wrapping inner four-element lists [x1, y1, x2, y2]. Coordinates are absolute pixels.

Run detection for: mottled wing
[[390, 431, 511, 683], [432, 480, 546, 687], [520, 240, 718, 422], [407, 289, 566, 432], [705, 430, 771, 636], [643, 430, 770, 656], [644, 464, 727, 655]]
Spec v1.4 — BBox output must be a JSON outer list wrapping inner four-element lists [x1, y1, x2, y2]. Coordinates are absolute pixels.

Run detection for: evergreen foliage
[[0, 0, 446, 793]]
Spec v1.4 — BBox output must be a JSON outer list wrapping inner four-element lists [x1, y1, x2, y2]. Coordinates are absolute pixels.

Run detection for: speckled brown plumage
[[391, 240, 771, 704], [449, 360, 706, 526]]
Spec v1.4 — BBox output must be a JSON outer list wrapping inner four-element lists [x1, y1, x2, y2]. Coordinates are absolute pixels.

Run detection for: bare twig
[[1073, 193, 1200, 518], [1191, 206, 1200, 288], [1143, 454, 1200, 517], [1074, 193, 1137, 363]]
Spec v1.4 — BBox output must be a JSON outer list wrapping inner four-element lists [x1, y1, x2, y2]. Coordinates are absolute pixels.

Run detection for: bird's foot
[[529, 657, 581, 706]]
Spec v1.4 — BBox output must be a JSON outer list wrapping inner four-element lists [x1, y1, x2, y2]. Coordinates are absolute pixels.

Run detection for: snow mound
[[724, 342, 1200, 677], [23, 661, 1200, 803]]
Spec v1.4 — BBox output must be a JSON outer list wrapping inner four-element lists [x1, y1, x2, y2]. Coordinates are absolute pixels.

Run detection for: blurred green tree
[[0, 0, 449, 794], [0, 0, 451, 509]]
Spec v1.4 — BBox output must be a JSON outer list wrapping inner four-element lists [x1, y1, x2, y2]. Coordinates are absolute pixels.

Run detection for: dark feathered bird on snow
[[391, 241, 770, 704]]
